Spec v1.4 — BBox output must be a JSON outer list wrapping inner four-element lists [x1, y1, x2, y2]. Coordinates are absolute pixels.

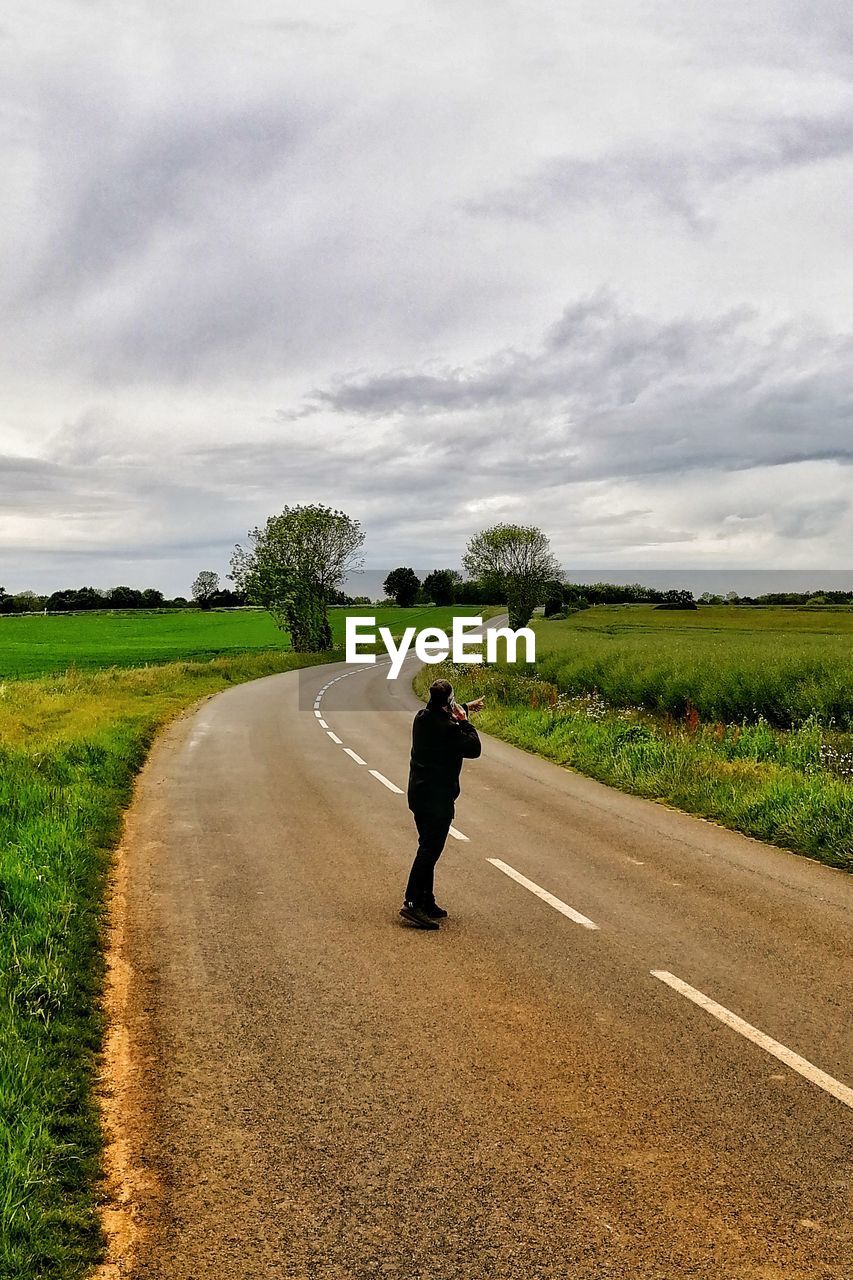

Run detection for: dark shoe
[[399, 902, 440, 930], [424, 902, 448, 919]]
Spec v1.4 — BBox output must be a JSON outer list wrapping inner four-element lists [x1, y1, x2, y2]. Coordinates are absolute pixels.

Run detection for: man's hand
[[466, 697, 485, 714], [450, 702, 468, 721]]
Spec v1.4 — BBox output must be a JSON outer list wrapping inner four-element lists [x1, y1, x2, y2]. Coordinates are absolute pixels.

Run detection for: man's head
[[428, 678, 453, 710]]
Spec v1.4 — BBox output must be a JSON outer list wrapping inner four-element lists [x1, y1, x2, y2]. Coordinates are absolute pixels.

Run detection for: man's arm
[[454, 717, 481, 759]]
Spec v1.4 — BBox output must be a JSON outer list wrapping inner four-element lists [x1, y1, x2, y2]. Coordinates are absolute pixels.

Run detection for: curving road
[[112, 637, 852, 1279]]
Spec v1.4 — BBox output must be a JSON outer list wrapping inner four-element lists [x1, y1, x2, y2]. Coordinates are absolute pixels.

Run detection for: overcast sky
[[2, 1, 852, 594]]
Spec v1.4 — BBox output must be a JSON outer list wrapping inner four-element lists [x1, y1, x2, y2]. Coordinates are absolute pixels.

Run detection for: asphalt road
[[109, 639, 852, 1280]]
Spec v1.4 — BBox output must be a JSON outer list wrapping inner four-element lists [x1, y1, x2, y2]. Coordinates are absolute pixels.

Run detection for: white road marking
[[627, 857, 645, 866], [651, 970, 853, 1111], [369, 769, 404, 794], [327, 731, 343, 744], [448, 825, 469, 842], [344, 747, 367, 766], [314, 710, 323, 719], [487, 859, 599, 930], [318, 718, 329, 729]]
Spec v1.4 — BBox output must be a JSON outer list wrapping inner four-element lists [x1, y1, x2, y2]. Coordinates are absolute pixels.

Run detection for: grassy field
[[533, 604, 853, 727], [415, 604, 853, 872], [0, 605, 491, 679]]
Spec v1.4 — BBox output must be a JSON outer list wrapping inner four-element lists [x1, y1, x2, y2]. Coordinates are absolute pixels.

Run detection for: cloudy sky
[[2, 1, 852, 594]]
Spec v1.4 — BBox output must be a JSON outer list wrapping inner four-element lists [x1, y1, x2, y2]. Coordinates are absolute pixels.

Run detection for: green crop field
[[416, 603, 853, 876], [0, 605, 497, 679], [532, 604, 853, 728]]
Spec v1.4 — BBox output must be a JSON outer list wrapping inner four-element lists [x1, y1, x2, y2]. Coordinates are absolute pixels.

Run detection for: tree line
[[0, 576, 246, 615]]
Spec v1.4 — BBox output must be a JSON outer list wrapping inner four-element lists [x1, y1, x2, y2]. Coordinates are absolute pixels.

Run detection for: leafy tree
[[454, 577, 492, 606], [108, 585, 144, 609], [191, 570, 220, 610], [0, 587, 12, 615], [464, 523, 560, 630], [655, 589, 697, 611], [141, 588, 165, 608], [46, 586, 106, 612], [383, 567, 421, 608], [422, 569, 460, 606], [11, 591, 45, 613], [231, 504, 364, 651], [206, 587, 245, 608], [542, 580, 565, 617]]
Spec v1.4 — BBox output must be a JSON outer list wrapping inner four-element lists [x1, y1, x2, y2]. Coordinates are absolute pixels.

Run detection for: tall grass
[[534, 607, 853, 727], [416, 663, 853, 871], [0, 650, 334, 1279]]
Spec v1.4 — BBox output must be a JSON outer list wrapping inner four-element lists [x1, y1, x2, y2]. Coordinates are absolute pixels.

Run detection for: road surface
[[106, 640, 852, 1279]]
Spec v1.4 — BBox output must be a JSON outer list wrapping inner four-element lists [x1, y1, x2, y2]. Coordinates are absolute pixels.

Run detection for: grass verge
[[415, 663, 853, 872], [0, 649, 335, 1279]]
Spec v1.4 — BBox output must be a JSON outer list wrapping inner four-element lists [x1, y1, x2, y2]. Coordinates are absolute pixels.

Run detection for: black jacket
[[407, 704, 481, 811]]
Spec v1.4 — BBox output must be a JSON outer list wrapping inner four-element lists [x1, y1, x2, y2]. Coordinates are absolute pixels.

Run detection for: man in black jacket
[[400, 678, 483, 929]]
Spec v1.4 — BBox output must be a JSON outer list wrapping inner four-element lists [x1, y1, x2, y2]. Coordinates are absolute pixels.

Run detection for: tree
[[463, 523, 560, 630], [231, 504, 364, 651], [383, 567, 421, 608], [542, 580, 565, 617], [655, 589, 697, 611], [11, 591, 45, 613], [422, 569, 460, 606], [455, 577, 493, 606], [108, 585, 144, 609], [0, 587, 12, 615], [191, 571, 220, 610], [46, 586, 106, 612]]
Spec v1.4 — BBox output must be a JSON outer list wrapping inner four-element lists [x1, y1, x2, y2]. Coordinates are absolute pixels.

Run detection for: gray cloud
[[300, 293, 853, 481], [469, 114, 853, 230]]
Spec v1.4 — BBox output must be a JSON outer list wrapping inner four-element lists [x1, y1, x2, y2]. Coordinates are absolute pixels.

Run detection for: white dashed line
[[651, 971, 853, 1110], [487, 859, 599, 930], [369, 770, 404, 794], [310, 654, 850, 1122]]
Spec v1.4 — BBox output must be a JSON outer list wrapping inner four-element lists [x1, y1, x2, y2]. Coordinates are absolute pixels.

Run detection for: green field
[[533, 604, 853, 727], [415, 603, 853, 873], [0, 605, 494, 679]]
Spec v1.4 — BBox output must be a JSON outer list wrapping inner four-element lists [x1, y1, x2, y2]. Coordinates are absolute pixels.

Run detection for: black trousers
[[404, 804, 454, 906]]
